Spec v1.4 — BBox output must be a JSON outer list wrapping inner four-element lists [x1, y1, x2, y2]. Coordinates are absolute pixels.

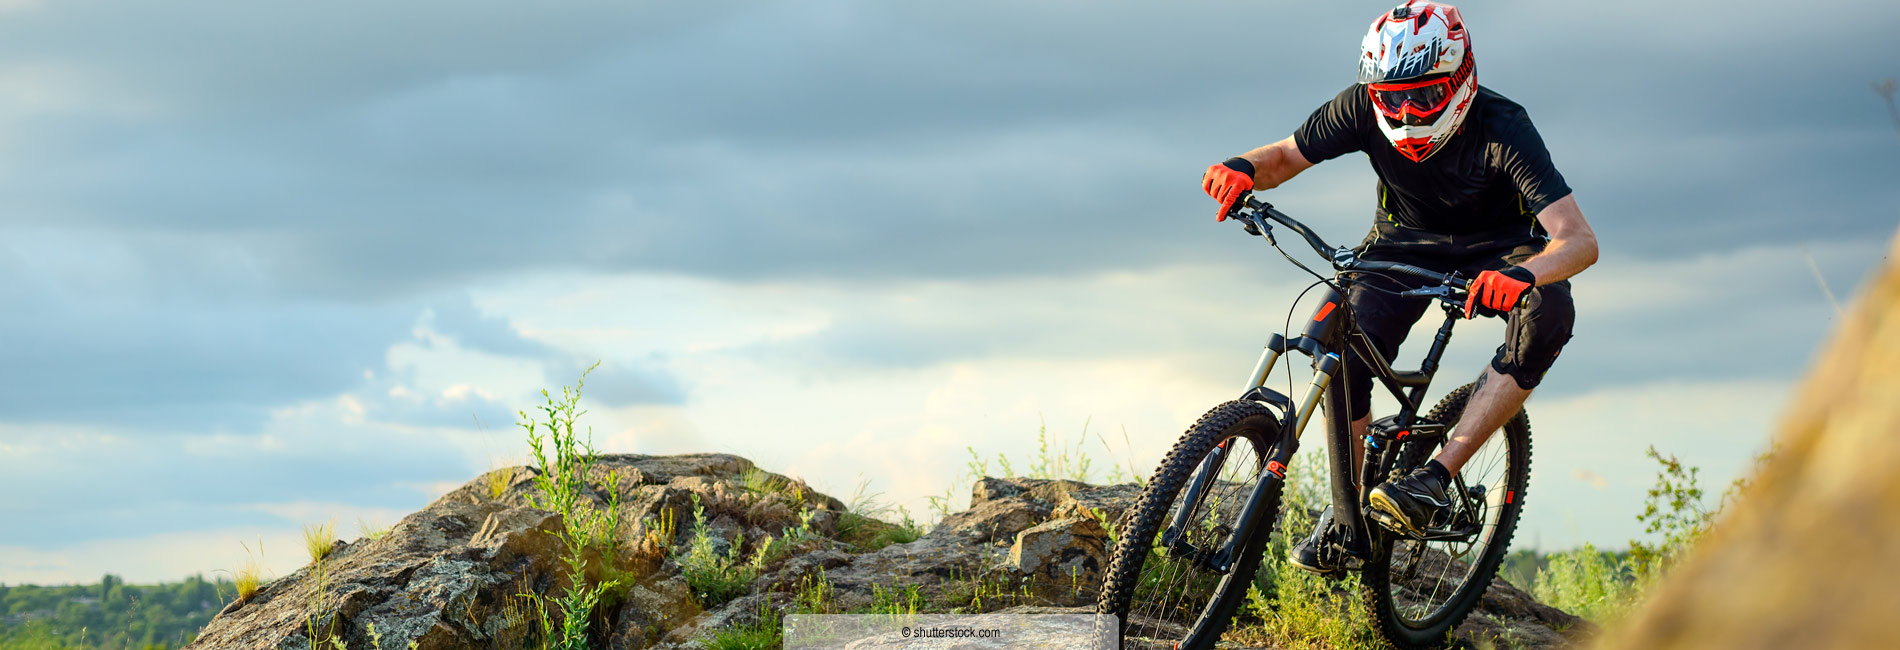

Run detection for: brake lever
[[1398, 286, 1458, 299]]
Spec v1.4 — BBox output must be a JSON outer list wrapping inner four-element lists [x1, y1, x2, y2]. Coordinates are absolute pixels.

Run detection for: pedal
[[1366, 506, 1411, 537]]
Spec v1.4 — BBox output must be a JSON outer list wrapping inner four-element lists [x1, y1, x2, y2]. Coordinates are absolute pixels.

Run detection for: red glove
[[1464, 266, 1537, 319], [1202, 158, 1255, 221]]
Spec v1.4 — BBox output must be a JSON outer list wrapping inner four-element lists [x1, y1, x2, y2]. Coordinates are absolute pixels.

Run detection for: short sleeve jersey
[[1294, 84, 1571, 249]]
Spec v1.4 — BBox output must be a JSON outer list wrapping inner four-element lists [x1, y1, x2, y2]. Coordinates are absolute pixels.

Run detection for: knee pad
[[1490, 281, 1576, 389]]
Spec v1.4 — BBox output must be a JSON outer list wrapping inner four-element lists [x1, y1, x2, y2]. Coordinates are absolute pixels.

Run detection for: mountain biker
[[1200, 0, 1598, 573]]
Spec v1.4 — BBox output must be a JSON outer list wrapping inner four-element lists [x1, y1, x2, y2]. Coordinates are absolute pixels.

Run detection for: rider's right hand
[[1202, 157, 1256, 221]]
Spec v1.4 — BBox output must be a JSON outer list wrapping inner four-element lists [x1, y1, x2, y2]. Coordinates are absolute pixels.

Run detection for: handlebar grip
[[1221, 191, 1252, 222]]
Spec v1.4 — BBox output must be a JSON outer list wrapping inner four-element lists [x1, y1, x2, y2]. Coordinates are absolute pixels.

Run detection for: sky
[[0, 0, 1895, 584]]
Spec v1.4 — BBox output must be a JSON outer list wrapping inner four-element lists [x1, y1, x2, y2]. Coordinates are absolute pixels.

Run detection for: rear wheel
[[1361, 383, 1532, 649], [1097, 401, 1284, 650]]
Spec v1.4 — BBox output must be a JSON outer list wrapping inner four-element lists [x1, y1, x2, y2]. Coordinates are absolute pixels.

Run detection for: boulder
[[1001, 517, 1110, 601], [188, 452, 1591, 649]]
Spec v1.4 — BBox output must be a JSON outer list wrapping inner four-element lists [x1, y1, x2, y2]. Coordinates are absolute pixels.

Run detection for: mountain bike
[[1096, 194, 1532, 650]]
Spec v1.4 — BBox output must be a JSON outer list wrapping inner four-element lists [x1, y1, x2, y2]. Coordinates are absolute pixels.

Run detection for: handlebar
[[1227, 193, 1535, 310]]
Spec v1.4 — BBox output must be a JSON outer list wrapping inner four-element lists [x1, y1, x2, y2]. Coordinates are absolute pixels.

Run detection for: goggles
[[1368, 76, 1453, 126]]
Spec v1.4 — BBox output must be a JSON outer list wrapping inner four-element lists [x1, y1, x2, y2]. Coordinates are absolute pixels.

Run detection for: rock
[[786, 606, 1114, 649], [1001, 517, 1110, 602], [189, 452, 1591, 650], [1604, 230, 1900, 649], [605, 576, 699, 650], [934, 496, 1051, 544]]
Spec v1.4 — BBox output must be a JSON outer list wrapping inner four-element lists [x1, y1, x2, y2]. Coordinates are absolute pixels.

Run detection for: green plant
[[1531, 543, 1639, 623], [698, 600, 782, 650], [486, 467, 516, 501], [1097, 426, 1147, 488], [233, 563, 261, 602], [875, 506, 924, 547], [519, 362, 625, 650], [676, 494, 758, 607], [302, 520, 337, 563], [1220, 449, 1381, 650], [739, 467, 793, 501], [357, 518, 391, 542], [1627, 446, 1718, 581], [862, 583, 924, 617]]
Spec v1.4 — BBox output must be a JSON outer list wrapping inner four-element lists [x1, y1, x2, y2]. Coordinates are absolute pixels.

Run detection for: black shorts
[[1340, 223, 1576, 421]]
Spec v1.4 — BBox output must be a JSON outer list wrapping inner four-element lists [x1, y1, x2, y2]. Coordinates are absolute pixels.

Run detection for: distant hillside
[[0, 575, 236, 649]]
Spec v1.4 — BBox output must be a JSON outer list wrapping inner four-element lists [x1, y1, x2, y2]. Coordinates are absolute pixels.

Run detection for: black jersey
[[1294, 84, 1572, 255]]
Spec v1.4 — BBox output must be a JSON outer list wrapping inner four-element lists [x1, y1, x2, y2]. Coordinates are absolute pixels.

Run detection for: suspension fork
[[1162, 333, 1296, 549], [1170, 353, 1340, 570]]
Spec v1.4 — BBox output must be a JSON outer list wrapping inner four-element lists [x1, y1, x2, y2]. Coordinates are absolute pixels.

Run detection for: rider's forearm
[[1237, 137, 1315, 190], [1515, 194, 1598, 285]]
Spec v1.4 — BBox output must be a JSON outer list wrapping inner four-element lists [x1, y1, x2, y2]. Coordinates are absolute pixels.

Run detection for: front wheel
[[1361, 382, 1532, 649], [1097, 401, 1284, 650]]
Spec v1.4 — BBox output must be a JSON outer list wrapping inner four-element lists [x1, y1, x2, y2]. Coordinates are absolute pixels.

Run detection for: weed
[[1225, 449, 1382, 650], [739, 467, 792, 501], [1097, 426, 1147, 488], [1627, 446, 1717, 580], [874, 506, 924, 548], [862, 583, 924, 617], [1532, 543, 1639, 623], [302, 520, 337, 564], [486, 467, 516, 501], [233, 563, 261, 602], [519, 362, 625, 650], [843, 476, 893, 519], [635, 506, 678, 560], [1526, 445, 1772, 624], [699, 600, 782, 650], [676, 494, 758, 607], [792, 569, 835, 615], [357, 518, 391, 542]]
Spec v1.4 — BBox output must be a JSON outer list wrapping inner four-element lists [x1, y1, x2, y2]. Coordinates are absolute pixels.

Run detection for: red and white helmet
[[1358, 1, 1475, 162]]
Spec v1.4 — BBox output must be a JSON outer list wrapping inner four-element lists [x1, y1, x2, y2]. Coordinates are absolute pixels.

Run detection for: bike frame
[[1165, 197, 1481, 572]]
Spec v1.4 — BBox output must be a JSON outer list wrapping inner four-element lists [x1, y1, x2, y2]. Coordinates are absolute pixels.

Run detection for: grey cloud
[[0, 233, 413, 430], [0, 0, 1888, 298], [0, 416, 475, 546]]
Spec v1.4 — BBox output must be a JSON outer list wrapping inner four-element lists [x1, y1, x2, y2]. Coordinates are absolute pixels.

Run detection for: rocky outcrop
[[191, 455, 1587, 649], [1602, 232, 1900, 649]]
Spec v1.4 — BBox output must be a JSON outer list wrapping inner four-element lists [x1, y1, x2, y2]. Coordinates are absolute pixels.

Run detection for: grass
[[1519, 445, 1770, 628], [1225, 448, 1383, 650], [357, 518, 391, 542], [698, 604, 781, 650], [233, 562, 262, 602], [832, 477, 925, 552], [302, 520, 337, 563], [925, 416, 1117, 523], [486, 466, 516, 501], [1531, 543, 1640, 622]]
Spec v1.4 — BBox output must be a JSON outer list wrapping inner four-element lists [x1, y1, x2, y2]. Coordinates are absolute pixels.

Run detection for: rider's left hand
[[1464, 266, 1537, 319]]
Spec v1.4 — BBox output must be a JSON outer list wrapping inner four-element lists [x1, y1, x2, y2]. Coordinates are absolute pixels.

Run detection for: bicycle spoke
[[1382, 411, 1517, 627], [1128, 432, 1269, 638]]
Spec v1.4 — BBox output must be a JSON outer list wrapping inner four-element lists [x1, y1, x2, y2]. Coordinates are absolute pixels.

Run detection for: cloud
[[0, 0, 1886, 296], [0, 0, 1894, 583]]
